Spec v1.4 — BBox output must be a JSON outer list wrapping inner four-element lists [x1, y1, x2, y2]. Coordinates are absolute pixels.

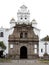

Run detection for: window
[[34, 49, 37, 54], [1, 32, 3, 37], [21, 17, 23, 19], [34, 44, 37, 48], [34, 44, 37, 54], [20, 32, 28, 38], [41, 49, 43, 53], [20, 32, 23, 38], [0, 32, 3, 37], [25, 18, 27, 19], [25, 33, 27, 38], [10, 44, 13, 48]]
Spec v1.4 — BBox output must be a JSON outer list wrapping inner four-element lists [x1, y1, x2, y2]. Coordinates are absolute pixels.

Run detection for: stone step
[[12, 60, 38, 65]]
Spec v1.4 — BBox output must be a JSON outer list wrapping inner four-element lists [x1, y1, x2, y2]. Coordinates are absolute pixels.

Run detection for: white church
[[0, 5, 49, 58]]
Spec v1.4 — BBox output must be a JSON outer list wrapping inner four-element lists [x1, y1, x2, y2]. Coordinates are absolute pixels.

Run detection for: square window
[[0, 32, 3, 37], [34, 49, 37, 54], [10, 44, 13, 48], [34, 44, 37, 48]]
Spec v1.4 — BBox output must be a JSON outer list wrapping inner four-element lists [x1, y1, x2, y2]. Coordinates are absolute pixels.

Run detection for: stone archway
[[20, 46, 27, 59]]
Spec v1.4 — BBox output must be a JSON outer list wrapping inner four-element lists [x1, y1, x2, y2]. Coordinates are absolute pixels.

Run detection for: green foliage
[[0, 58, 11, 62], [0, 41, 6, 50]]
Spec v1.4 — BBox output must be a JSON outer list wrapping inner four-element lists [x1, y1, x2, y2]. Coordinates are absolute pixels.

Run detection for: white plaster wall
[[0, 28, 5, 41], [39, 41, 49, 57], [33, 27, 40, 38], [32, 24, 37, 28], [39, 41, 45, 57], [0, 27, 14, 55], [0, 37, 4, 41], [47, 42, 49, 54], [10, 23, 16, 28], [4, 28, 14, 55], [0, 28, 7, 55]]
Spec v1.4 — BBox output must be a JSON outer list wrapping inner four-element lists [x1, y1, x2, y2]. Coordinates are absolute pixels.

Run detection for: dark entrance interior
[[20, 46, 27, 59], [0, 50, 3, 58]]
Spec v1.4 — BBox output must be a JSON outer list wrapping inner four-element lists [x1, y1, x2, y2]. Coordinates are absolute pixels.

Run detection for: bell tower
[[17, 5, 30, 24]]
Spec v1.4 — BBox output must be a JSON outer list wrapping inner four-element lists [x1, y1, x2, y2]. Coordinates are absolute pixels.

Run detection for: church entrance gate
[[20, 46, 27, 59]]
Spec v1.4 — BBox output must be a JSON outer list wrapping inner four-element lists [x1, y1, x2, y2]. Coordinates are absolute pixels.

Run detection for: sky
[[0, 0, 49, 39]]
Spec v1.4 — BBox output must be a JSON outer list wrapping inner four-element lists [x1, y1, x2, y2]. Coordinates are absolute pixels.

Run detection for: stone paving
[[0, 60, 49, 65]]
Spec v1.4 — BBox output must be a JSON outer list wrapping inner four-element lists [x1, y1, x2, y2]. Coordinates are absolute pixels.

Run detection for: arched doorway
[[20, 46, 27, 59]]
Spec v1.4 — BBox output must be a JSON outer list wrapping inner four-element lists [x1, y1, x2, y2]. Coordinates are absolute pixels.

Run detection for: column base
[[43, 53, 49, 60]]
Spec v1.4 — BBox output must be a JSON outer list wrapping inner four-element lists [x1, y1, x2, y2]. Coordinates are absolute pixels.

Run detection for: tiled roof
[[41, 35, 49, 41]]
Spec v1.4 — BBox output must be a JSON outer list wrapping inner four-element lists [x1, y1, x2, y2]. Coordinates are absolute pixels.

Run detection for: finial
[[20, 5, 27, 9], [32, 19, 37, 24], [11, 18, 15, 21]]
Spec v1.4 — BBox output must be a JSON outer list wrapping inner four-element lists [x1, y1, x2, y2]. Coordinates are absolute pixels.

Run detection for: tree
[[0, 41, 6, 50]]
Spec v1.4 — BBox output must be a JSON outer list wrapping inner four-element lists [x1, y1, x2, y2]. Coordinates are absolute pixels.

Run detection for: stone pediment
[[8, 24, 39, 42]]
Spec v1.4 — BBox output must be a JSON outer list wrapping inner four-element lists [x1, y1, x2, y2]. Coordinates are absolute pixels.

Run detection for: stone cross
[[44, 42, 48, 54]]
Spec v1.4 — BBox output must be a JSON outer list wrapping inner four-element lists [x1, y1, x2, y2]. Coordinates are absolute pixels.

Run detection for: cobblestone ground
[[0, 60, 49, 65]]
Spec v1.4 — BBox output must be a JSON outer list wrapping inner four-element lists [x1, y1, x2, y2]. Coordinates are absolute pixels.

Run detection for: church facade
[[0, 5, 49, 59], [8, 23, 39, 59]]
